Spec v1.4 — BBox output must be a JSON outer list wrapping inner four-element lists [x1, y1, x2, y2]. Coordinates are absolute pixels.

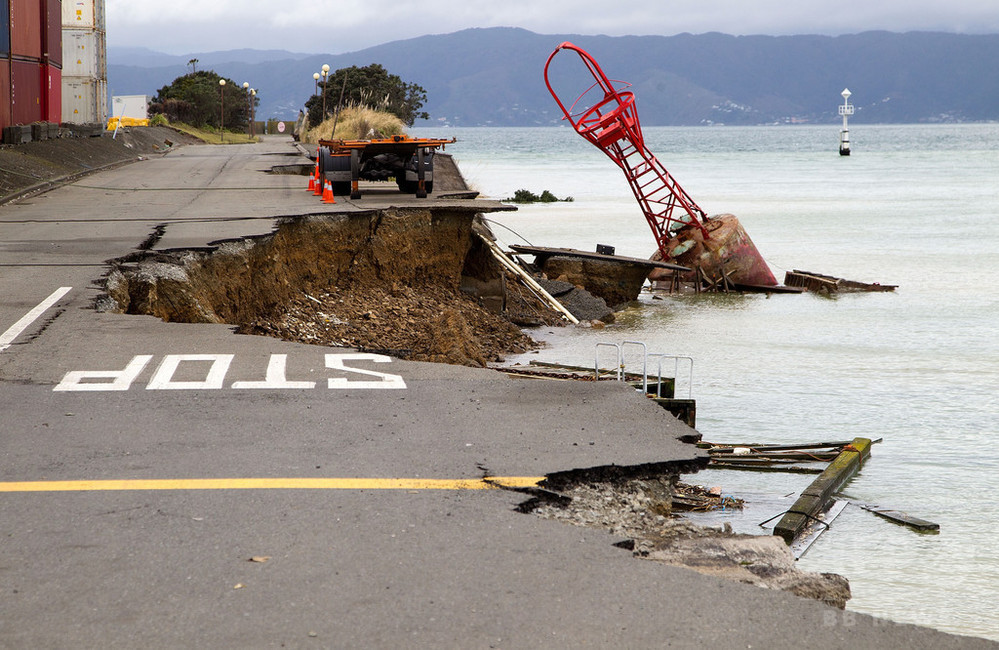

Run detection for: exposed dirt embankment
[[104, 208, 558, 366]]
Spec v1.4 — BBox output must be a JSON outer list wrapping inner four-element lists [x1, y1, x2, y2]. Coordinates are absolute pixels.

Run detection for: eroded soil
[[241, 281, 535, 366]]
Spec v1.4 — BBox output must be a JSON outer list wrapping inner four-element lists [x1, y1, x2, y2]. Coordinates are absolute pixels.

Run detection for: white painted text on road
[[53, 353, 406, 391]]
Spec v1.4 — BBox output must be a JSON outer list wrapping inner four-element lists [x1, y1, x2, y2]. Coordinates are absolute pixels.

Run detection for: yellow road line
[[0, 477, 545, 493]]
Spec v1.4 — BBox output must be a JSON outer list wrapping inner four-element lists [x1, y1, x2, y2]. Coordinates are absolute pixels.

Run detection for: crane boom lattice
[[544, 42, 711, 258]]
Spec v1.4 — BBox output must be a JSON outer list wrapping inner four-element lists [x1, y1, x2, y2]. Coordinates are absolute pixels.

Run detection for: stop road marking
[[53, 353, 406, 392]]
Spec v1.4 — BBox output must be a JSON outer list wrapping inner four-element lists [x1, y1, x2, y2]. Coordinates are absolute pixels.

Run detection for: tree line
[[149, 64, 427, 131]]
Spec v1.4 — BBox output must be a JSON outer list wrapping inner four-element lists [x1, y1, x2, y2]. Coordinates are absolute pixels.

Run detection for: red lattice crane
[[544, 42, 712, 260]]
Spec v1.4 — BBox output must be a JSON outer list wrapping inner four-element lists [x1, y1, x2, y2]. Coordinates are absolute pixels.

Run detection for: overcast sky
[[108, 0, 999, 55]]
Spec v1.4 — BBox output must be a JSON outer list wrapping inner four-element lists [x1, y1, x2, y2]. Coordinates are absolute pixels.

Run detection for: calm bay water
[[413, 124, 999, 641]]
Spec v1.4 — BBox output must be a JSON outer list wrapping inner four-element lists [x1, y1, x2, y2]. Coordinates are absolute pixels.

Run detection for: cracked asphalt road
[[0, 135, 991, 648]]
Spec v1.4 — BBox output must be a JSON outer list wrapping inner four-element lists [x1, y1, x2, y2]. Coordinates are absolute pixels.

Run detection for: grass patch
[[300, 106, 406, 143], [167, 122, 258, 145]]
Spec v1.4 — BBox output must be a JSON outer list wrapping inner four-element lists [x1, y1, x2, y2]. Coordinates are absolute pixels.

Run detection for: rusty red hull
[[660, 214, 777, 287]]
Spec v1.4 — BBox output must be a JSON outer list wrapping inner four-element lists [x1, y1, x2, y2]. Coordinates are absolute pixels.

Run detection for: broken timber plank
[[859, 504, 940, 532], [773, 437, 872, 544], [784, 270, 897, 293], [708, 462, 824, 474], [699, 440, 855, 452], [479, 235, 579, 324]]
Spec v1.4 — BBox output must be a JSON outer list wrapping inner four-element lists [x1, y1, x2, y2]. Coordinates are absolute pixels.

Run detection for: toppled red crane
[[543, 42, 777, 288]]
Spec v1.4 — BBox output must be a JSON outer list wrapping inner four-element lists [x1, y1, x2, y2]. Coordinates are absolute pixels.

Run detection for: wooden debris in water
[[699, 439, 868, 473], [784, 269, 897, 293], [857, 504, 940, 532], [672, 482, 744, 513]]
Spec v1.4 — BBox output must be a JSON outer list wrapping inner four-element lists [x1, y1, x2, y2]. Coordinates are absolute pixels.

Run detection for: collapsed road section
[[100, 208, 567, 366], [98, 196, 857, 609]]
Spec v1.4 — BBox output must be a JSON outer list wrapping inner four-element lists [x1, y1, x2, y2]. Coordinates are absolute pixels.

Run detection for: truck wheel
[[396, 179, 433, 194], [323, 153, 352, 196]]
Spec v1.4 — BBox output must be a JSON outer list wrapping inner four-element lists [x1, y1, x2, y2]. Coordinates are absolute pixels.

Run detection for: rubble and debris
[[524, 474, 850, 609], [699, 439, 861, 473], [243, 282, 534, 366], [671, 482, 744, 512], [533, 278, 615, 322], [511, 244, 688, 308]]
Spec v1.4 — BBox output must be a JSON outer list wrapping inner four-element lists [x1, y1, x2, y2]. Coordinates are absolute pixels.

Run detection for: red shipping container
[[10, 0, 41, 60], [44, 62, 59, 122], [43, 0, 61, 66], [11, 58, 42, 124], [2, 0, 11, 56], [0, 59, 11, 129]]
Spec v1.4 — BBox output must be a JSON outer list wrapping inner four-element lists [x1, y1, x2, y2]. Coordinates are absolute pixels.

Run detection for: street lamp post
[[321, 64, 330, 120], [243, 82, 251, 138], [219, 79, 226, 143], [250, 89, 256, 138]]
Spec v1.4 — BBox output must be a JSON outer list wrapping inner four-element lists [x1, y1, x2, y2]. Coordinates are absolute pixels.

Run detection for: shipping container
[[11, 58, 42, 124], [1, 0, 10, 56], [62, 74, 104, 123], [0, 59, 10, 128], [62, 0, 103, 30], [44, 62, 59, 122], [43, 0, 61, 66], [62, 28, 98, 77], [10, 0, 42, 59], [111, 94, 149, 120]]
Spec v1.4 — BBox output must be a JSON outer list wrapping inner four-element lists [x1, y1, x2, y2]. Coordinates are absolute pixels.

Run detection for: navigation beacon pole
[[839, 88, 854, 156]]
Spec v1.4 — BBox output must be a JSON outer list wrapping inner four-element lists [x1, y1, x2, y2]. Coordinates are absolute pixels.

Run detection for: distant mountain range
[[108, 27, 999, 126]]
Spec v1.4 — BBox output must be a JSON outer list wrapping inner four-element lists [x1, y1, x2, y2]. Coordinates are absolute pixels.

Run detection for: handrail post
[[622, 341, 648, 394], [594, 343, 622, 381]]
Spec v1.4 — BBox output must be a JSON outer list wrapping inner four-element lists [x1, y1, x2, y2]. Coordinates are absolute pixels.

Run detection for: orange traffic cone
[[322, 180, 336, 204], [309, 149, 320, 191], [313, 172, 324, 196]]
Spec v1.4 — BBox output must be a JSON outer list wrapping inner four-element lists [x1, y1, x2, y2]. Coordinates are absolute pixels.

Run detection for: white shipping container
[[63, 75, 107, 123], [62, 29, 103, 78], [111, 95, 149, 119], [62, 0, 106, 30]]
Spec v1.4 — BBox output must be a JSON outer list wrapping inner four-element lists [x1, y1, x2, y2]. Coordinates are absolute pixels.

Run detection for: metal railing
[[593, 341, 693, 399]]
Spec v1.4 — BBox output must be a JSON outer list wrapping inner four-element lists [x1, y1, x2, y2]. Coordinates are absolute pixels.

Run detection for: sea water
[[413, 123, 999, 641]]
